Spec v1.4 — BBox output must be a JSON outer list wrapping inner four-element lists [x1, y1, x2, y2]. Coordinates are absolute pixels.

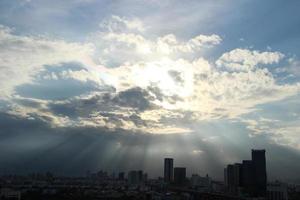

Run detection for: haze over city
[[0, 0, 300, 185]]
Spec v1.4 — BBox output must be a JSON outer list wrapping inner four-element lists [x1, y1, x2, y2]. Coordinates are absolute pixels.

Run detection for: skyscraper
[[225, 163, 243, 195], [242, 160, 254, 193], [224, 167, 228, 186], [174, 167, 186, 186], [224, 149, 267, 197], [233, 163, 242, 187], [252, 149, 267, 196], [164, 158, 174, 182], [226, 164, 235, 194]]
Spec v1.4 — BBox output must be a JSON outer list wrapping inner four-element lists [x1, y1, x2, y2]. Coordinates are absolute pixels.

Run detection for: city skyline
[[0, 150, 298, 199], [0, 150, 265, 179], [0, 0, 300, 184], [225, 149, 267, 197]]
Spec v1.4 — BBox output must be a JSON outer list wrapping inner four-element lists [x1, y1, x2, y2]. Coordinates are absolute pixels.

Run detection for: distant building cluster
[[224, 149, 267, 197], [223, 149, 295, 200], [164, 158, 189, 186], [128, 170, 147, 185], [0, 149, 299, 200]]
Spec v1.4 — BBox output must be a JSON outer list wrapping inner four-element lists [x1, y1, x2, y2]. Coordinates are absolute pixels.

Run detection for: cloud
[[241, 117, 300, 150], [100, 15, 146, 33], [8, 55, 299, 137], [275, 57, 300, 80], [15, 63, 109, 100], [216, 48, 284, 72], [155, 33, 222, 54], [0, 1, 299, 181], [239, 96, 300, 150], [91, 16, 222, 67], [1, 16, 300, 149], [0, 25, 94, 98], [112, 87, 154, 111], [1, 111, 300, 181], [99, 57, 299, 121]]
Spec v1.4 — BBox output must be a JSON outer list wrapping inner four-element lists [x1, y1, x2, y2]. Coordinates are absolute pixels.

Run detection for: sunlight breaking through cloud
[[0, 15, 300, 146]]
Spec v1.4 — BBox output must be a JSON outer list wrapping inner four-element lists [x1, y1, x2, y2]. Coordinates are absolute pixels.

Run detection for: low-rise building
[[267, 181, 288, 200]]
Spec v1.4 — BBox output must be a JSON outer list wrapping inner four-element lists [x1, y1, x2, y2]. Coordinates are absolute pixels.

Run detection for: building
[[191, 174, 212, 192], [225, 163, 244, 192], [0, 188, 21, 200], [267, 181, 288, 200], [233, 163, 243, 195], [128, 170, 143, 185], [224, 168, 227, 186], [226, 165, 234, 188], [118, 172, 125, 180], [143, 173, 148, 182], [174, 167, 186, 186], [164, 158, 174, 183], [233, 163, 242, 187], [224, 149, 267, 197], [252, 149, 267, 196], [242, 160, 254, 194]]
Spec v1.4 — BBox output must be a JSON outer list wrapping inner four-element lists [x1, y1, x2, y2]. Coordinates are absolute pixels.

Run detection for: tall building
[[226, 164, 235, 194], [225, 164, 242, 194], [174, 167, 186, 186], [252, 149, 267, 196], [242, 160, 254, 193], [164, 158, 174, 182], [224, 168, 228, 186], [233, 163, 242, 187], [226, 165, 234, 187], [224, 149, 267, 197]]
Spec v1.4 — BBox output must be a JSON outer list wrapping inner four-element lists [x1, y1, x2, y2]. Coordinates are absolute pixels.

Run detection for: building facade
[[164, 158, 174, 183], [224, 149, 267, 198], [267, 181, 288, 200], [128, 170, 143, 185], [252, 149, 267, 196], [174, 167, 186, 186]]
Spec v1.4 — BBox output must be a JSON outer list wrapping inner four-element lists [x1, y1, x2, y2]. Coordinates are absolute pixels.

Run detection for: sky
[[0, 0, 300, 181]]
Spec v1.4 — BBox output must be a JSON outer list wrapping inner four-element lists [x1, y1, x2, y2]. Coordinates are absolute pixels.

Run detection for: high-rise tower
[[252, 149, 267, 196], [174, 167, 186, 186], [164, 158, 174, 182]]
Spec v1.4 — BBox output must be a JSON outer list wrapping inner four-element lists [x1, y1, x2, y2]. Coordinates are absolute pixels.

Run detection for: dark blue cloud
[[113, 87, 154, 111]]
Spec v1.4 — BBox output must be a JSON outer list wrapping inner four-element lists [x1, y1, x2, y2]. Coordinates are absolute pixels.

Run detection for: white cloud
[[0, 25, 94, 98], [192, 149, 204, 155], [271, 125, 300, 149], [241, 116, 300, 149], [1, 16, 300, 144], [155, 34, 222, 54], [91, 16, 222, 66], [216, 48, 284, 72], [41, 67, 104, 85], [100, 15, 146, 33], [100, 57, 299, 121], [6, 96, 73, 127], [101, 32, 221, 57]]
